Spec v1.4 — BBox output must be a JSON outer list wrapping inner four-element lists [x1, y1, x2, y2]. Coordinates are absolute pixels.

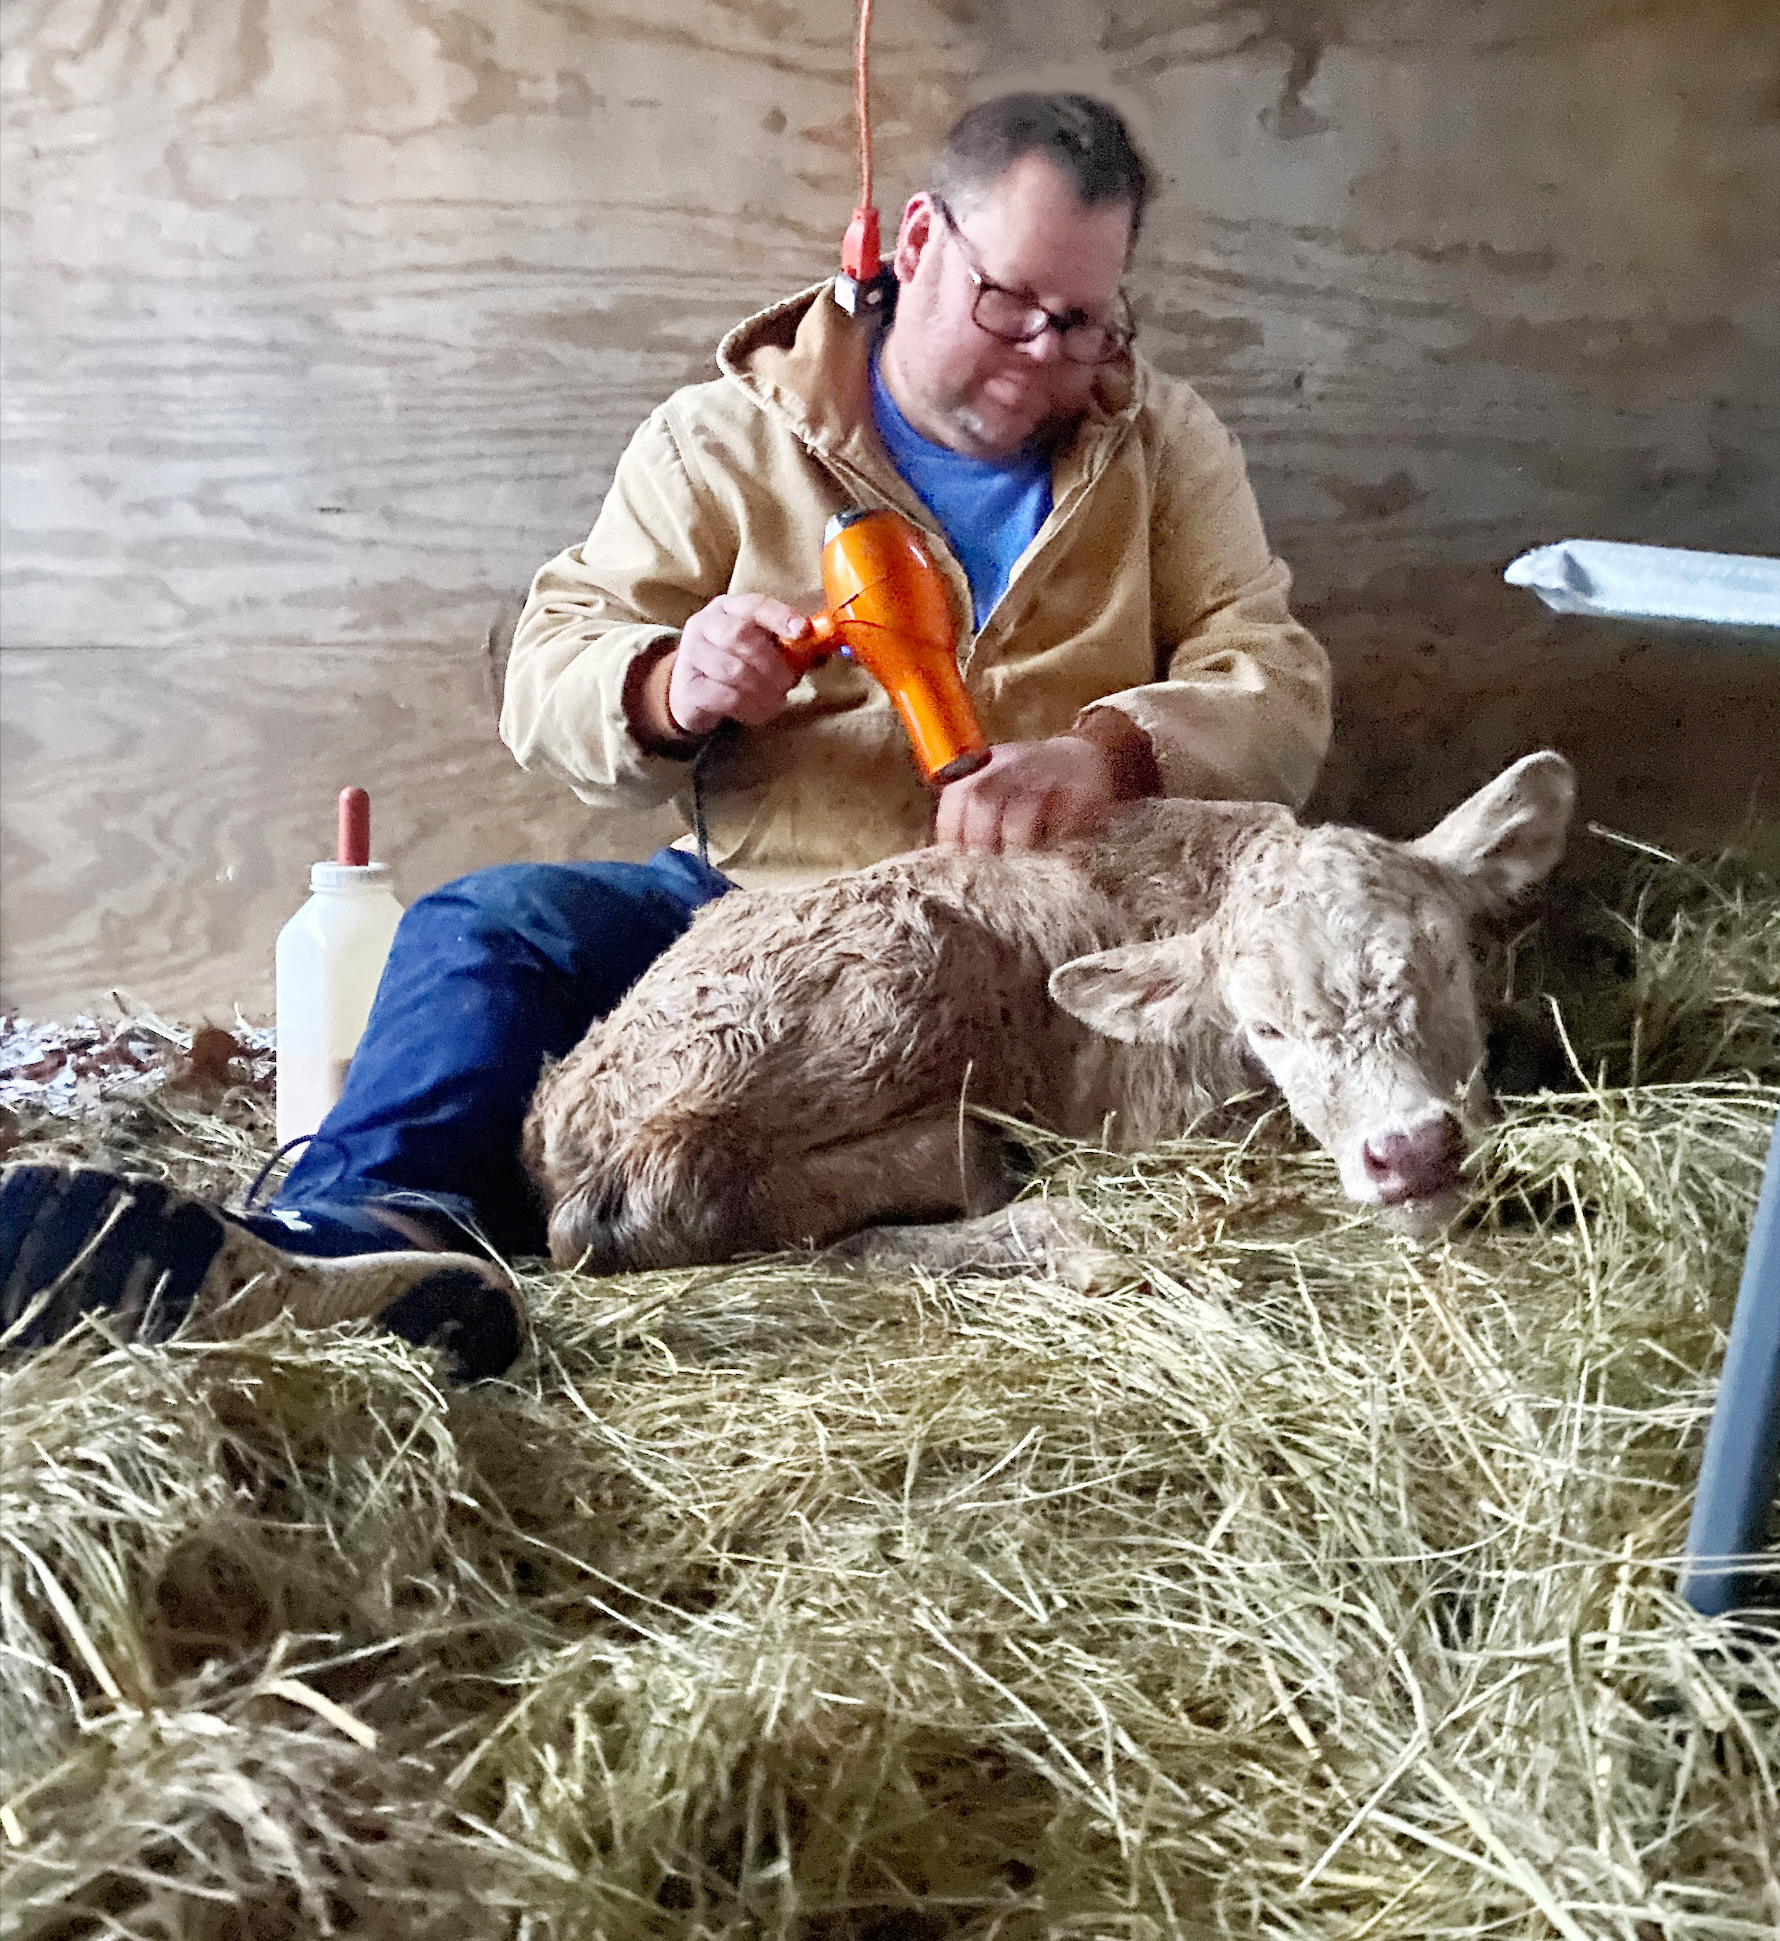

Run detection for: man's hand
[[665, 595, 813, 738], [932, 736, 1118, 853]]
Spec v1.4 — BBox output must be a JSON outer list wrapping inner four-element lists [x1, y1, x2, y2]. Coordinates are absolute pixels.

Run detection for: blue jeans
[[271, 848, 732, 1258]]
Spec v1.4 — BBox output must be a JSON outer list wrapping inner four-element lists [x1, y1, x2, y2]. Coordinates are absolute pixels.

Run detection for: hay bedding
[[1, 837, 1777, 1940]]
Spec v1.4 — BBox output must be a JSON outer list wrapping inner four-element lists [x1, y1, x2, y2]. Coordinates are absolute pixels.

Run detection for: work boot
[[0, 1163, 523, 1382]]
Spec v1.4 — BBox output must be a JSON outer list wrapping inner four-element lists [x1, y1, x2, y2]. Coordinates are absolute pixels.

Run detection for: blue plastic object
[[1679, 1108, 1780, 1615]]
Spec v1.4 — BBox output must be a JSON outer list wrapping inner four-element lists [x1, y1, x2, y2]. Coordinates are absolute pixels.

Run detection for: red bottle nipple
[[337, 787, 371, 867]]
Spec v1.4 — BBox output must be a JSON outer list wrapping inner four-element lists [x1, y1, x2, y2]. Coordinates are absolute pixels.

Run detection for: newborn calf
[[525, 751, 1575, 1270]]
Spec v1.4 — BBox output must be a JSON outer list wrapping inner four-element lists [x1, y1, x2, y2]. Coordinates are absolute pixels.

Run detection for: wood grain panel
[[0, 642, 679, 1019], [0, 0, 950, 649], [1300, 570, 1780, 851]]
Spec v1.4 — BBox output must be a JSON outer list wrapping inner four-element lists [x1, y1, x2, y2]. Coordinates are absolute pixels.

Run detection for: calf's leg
[[756, 1111, 1017, 1251], [828, 1200, 1121, 1289]]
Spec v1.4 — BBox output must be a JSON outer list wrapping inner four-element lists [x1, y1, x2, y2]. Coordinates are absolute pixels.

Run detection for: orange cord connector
[[834, 0, 895, 315]]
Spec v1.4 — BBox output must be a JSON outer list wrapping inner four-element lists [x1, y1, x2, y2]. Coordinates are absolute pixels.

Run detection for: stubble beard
[[937, 382, 1081, 462]]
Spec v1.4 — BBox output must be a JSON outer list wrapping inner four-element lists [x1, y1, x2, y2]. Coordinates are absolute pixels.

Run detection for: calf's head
[[1049, 752, 1577, 1236]]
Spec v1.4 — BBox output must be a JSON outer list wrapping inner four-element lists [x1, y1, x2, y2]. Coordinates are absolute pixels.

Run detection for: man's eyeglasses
[[932, 196, 1135, 367]]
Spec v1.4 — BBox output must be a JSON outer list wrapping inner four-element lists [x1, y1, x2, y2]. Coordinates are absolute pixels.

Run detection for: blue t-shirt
[[868, 354, 1053, 629]]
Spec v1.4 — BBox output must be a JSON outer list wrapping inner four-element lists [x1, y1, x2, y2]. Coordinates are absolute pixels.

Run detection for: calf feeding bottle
[[275, 787, 404, 1147]]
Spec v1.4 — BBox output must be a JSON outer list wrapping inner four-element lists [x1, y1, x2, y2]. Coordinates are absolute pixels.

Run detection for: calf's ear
[[1408, 750, 1577, 913], [1049, 934, 1212, 1044]]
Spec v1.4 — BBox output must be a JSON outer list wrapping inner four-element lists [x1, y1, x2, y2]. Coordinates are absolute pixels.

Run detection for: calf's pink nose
[[1362, 1113, 1466, 1200]]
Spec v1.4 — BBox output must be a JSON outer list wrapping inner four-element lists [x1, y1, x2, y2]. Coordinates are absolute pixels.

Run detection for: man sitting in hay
[[2, 93, 1335, 1368]]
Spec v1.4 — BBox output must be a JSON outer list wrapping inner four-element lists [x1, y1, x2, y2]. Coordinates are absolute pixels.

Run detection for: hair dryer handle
[[775, 611, 838, 676]]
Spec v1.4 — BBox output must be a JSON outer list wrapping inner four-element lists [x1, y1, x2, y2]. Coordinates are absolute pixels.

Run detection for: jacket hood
[[717, 282, 877, 465]]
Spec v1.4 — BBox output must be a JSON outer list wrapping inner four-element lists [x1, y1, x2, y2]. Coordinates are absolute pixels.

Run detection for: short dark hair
[[931, 93, 1154, 244]]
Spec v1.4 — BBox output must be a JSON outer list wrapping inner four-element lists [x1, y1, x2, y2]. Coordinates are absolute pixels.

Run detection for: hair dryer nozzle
[[933, 746, 992, 785]]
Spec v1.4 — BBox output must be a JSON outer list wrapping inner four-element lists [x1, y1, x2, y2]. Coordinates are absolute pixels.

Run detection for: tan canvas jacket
[[502, 281, 1331, 887]]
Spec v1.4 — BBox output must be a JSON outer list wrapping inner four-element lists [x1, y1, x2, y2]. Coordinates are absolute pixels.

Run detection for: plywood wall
[[4, 0, 1777, 1018]]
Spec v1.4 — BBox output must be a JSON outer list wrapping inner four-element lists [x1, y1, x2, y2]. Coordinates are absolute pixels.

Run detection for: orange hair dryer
[[778, 508, 991, 786]]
